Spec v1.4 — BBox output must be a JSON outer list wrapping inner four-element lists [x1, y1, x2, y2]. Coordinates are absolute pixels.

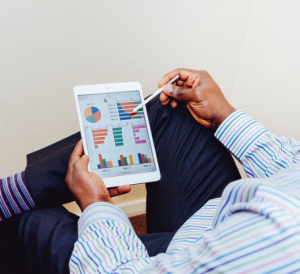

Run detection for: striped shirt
[[0, 171, 35, 221], [70, 110, 300, 273]]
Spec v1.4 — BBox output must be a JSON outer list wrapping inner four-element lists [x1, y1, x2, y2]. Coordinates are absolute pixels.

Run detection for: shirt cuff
[[214, 110, 270, 161], [78, 202, 132, 237]]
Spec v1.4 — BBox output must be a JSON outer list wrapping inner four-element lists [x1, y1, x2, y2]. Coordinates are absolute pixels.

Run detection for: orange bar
[[124, 109, 134, 113], [109, 161, 113, 167], [120, 155, 125, 166], [94, 137, 105, 141], [141, 154, 145, 164], [129, 155, 134, 165], [98, 154, 104, 168], [93, 133, 107, 137], [95, 145, 98, 148], [95, 141, 104, 144], [93, 129, 108, 133], [120, 102, 136, 107]]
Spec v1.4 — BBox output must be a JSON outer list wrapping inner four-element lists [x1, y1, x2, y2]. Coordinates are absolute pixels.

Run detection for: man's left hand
[[65, 140, 131, 211]]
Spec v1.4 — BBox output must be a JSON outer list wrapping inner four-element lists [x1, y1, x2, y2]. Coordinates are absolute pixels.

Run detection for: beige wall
[[1, 0, 300, 215]]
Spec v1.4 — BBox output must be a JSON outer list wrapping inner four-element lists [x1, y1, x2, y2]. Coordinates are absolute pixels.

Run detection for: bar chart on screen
[[92, 128, 109, 149], [117, 100, 144, 120], [96, 152, 154, 169], [112, 126, 124, 147], [132, 124, 149, 145]]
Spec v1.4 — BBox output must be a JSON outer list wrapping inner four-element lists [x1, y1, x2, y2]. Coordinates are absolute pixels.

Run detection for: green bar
[[113, 127, 122, 131], [135, 101, 141, 106], [116, 143, 124, 146], [124, 157, 128, 165], [144, 155, 148, 163], [113, 131, 122, 135], [114, 134, 123, 138], [115, 138, 124, 142], [133, 116, 142, 119], [103, 159, 107, 168]]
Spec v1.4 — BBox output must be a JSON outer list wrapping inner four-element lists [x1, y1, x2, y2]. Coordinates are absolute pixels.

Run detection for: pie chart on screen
[[84, 107, 101, 123]]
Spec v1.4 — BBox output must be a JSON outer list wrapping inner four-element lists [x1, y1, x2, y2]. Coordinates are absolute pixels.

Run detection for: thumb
[[163, 84, 194, 101], [77, 155, 90, 171]]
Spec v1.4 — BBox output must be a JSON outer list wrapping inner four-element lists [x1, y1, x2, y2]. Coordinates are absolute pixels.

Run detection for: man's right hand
[[159, 69, 236, 129]]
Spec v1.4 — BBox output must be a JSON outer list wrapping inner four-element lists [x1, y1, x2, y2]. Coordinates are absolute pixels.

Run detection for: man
[[1, 68, 300, 273]]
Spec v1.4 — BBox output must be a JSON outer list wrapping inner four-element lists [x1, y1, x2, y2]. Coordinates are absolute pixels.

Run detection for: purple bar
[[106, 162, 110, 168], [148, 158, 151, 163], [132, 125, 146, 129], [136, 140, 146, 144], [135, 137, 140, 140], [133, 129, 139, 133]]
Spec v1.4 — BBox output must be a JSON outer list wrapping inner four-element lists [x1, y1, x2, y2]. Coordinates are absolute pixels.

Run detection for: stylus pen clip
[[131, 75, 179, 113]]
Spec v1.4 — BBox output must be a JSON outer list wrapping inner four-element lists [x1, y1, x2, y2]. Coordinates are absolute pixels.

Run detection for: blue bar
[[138, 153, 142, 164], [118, 110, 125, 113], [120, 117, 131, 120], [119, 113, 130, 117], [117, 103, 121, 106], [118, 160, 122, 166], [97, 164, 101, 169]]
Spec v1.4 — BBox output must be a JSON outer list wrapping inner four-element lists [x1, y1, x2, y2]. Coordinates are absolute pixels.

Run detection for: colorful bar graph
[[137, 153, 153, 164], [92, 128, 108, 148], [98, 153, 153, 169], [117, 154, 134, 166], [132, 124, 147, 144], [117, 101, 144, 120], [113, 127, 124, 146], [97, 154, 113, 169]]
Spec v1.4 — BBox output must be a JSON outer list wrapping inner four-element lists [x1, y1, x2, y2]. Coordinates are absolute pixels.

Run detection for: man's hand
[[65, 140, 131, 211], [159, 68, 236, 129]]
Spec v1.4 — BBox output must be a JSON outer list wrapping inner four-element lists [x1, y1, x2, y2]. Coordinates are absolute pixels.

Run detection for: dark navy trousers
[[0, 97, 241, 274]]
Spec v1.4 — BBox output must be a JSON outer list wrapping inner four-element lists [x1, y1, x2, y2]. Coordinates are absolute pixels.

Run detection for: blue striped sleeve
[[0, 171, 35, 221], [215, 110, 300, 178]]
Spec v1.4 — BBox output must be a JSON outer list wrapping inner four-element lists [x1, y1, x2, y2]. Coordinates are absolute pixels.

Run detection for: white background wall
[[1, 0, 300, 215]]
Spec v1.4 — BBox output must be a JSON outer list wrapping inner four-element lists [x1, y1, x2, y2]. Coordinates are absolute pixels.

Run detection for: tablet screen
[[78, 91, 157, 178]]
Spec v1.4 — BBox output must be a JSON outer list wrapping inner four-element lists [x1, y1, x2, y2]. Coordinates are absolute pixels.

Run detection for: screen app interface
[[78, 91, 156, 178]]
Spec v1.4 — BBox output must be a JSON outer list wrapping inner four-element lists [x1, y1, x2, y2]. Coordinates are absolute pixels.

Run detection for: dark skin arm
[[65, 140, 131, 211], [159, 68, 236, 129]]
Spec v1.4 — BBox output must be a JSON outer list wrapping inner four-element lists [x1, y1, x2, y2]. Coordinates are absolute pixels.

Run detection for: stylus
[[131, 75, 179, 113]]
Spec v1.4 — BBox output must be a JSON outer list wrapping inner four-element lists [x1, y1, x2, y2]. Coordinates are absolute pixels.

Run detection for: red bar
[[141, 154, 145, 164], [120, 155, 125, 166], [98, 154, 104, 168]]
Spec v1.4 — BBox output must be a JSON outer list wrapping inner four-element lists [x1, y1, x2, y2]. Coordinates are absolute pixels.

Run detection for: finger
[[170, 100, 178, 108], [163, 84, 194, 101], [186, 104, 212, 128], [159, 91, 171, 106], [73, 154, 90, 173], [69, 140, 84, 169], [177, 80, 184, 86], [158, 69, 191, 88], [108, 185, 131, 197], [66, 140, 84, 181]]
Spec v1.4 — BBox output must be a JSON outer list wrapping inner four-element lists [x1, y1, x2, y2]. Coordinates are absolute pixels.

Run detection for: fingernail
[[164, 84, 173, 93]]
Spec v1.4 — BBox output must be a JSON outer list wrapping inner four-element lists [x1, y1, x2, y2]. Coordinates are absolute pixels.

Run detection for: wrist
[[79, 197, 114, 211], [215, 105, 236, 128]]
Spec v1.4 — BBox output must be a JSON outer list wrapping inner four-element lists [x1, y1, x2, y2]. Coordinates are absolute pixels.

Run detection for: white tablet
[[74, 82, 161, 188]]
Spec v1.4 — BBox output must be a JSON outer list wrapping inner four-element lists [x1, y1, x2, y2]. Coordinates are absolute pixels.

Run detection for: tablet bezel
[[74, 82, 161, 188]]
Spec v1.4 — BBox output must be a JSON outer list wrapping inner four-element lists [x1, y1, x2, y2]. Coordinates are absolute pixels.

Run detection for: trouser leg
[[25, 133, 81, 207], [146, 97, 241, 233], [16, 206, 79, 274]]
